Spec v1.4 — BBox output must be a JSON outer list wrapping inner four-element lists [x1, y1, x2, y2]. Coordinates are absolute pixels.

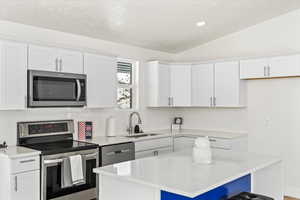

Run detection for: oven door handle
[[44, 158, 63, 165], [84, 152, 98, 159], [76, 79, 81, 101]]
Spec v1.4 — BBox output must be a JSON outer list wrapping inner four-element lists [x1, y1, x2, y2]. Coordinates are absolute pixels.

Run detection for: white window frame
[[116, 58, 139, 110]]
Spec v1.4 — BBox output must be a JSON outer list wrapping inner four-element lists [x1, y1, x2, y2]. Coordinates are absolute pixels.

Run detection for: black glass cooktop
[[22, 140, 99, 155]]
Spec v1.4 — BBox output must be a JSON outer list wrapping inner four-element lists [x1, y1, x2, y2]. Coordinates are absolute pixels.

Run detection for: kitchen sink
[[125, 133, 159, 138]]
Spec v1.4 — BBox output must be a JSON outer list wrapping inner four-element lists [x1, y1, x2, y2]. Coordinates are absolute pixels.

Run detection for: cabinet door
[[240, 58, 269, 79], [174, 137, 196, 151], [191, 64, 214, 107], [170, 64, 191, 106], [28, 45, 58, 71], [84, 53, 117, 108], [11, 170, 40, 200], [269, 55, 300, 77], [157, 63, 171, 106], [59, 49, 83, 74], [0, 41, 27, 109], [135, 147, 172, 159], [215, 61, 241, 107], [147, 62, 171, 107]]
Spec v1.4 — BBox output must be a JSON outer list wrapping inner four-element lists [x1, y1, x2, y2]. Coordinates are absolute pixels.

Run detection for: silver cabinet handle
[[60, 59, 63, 72], [264, 66, 268, 76], [268, 66, 271, 76], [153, 151, 158, 156], [209, 138, 217, 142], [106, 149, 130, 156], [213, 97, 216, 107], [76, 79, 81, 101], [20, 159, 35, 164], [14, 176, 18, 192], [168, 97, 171, 106], [55, 58, 58, 71], [210, 97, 212, 107]]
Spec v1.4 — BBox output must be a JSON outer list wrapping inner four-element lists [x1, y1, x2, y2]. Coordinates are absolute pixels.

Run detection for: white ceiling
[[1, 0, 300, 53]]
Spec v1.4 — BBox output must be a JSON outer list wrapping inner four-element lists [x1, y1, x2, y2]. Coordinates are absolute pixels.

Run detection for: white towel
[[69, 155, 85, 185], [61, 158, 73, 188]]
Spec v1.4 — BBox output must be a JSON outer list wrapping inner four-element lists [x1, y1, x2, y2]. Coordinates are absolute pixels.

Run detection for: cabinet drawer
[[10, 156, 40, 174], [101, 142, 135, 166], [209, 137, 231, 150], [135, 137, 172, 152]]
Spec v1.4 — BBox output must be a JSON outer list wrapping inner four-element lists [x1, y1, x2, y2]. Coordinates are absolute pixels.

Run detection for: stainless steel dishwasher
[[100, 142, 135, 166]]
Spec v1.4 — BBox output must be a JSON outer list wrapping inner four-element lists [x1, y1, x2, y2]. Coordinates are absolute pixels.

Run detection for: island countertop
[[93, 150, 281, 198]]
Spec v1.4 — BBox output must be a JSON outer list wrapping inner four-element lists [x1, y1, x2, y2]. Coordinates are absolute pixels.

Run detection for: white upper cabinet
[[84, 53, 117, 108], [269, 55, 300, 77], [147, 61, 245, 108], [170, 64, 191, 107], [147, 61, 191, 107], [28, 45, 83, 73], [240, 55, 300, 79], [0, 41, 27, 109], [191, 63, 214, 107], [59, 49, 83, 74], [147, 61, 170, 107], [215, 61, 246, 107], [240, 58, 269, 79], [28, 45, 58, 71]]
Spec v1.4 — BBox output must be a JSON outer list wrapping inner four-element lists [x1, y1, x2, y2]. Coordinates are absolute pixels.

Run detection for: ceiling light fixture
[[196, 21, 206, 27]]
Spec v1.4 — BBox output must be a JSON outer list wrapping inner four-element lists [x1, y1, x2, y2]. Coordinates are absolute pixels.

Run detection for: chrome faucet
[[127, 112, 142, 135]]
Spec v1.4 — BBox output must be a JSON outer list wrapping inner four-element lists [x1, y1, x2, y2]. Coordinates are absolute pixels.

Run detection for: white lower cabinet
[[135, 137, 172, 159], [11, 170, 40, 200], [0, 155, 40, 200], [174, 136, 248, 152], [135, 146, 172, 159]]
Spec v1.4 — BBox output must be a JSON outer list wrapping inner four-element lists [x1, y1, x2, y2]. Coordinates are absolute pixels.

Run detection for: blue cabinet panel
[[161, 174, 251, 200]]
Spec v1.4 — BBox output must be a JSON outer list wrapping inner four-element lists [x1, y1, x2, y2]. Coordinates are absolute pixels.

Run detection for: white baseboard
[[285, 186, 300, 198]]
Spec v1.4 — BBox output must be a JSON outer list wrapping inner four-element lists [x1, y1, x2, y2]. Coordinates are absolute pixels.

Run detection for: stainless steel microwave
[[27, 70, 86, 107]]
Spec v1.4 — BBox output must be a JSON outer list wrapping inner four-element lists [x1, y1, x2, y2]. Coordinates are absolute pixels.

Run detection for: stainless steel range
[[17, 120, 99, 200]]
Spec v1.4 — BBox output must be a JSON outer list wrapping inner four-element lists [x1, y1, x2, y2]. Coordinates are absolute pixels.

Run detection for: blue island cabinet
[[161, 174, 251, 200]]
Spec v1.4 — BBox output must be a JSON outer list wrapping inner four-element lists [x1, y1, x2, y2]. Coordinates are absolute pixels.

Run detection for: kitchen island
[[93, 149, 283, 200]]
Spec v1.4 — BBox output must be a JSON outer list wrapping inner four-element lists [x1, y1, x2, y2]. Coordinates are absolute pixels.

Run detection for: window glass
[[117, 62, 132, 84], [117, 88, 132, 109]]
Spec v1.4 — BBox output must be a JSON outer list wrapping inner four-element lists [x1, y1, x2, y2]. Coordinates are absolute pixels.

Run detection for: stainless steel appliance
[[27, 70, 86, 107], [17, 120, 99, 200], [100, 142, 135, 166]]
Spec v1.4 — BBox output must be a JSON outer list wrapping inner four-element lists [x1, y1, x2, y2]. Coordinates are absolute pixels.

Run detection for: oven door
[[28, 70, 86, 107], [41, 150, 98, 200]]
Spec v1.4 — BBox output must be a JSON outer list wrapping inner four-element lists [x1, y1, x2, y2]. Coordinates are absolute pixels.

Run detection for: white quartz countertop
[[82, 129, 247, 146], [0, 146, 41, 159], [93, 150, 280, 198], [81, 133, 171, 146]]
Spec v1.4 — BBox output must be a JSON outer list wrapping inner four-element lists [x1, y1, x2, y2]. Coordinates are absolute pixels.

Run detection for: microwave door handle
[[76, 79, 81, 101]]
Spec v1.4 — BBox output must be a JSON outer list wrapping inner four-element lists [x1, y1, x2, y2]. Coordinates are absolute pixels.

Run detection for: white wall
[[0, 20, 175, 145], [174, 9, 300, 197]]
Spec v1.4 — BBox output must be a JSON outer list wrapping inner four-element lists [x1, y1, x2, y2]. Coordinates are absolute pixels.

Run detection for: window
[[117, 59, 138, 109]]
